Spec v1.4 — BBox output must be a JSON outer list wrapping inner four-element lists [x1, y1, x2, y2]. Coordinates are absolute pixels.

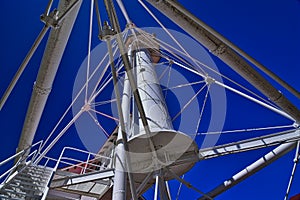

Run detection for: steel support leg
[[198, 142, 297, 199]]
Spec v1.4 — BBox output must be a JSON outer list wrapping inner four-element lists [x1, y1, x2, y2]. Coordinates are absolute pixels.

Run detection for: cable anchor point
[[40, 9, 60, 28], [99, 21, 116, 41], [205, 76, 215, 85]]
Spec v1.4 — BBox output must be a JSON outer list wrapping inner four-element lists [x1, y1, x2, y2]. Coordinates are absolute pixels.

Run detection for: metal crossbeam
[[199, 129, 300, 160], [198, 142, 297, 199], [50, 168, 114, 188]]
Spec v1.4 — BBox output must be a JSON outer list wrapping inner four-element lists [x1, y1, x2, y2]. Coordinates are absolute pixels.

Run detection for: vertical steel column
[[112, 73, 131, 200], [104, 0, 159, 178], [154, 174, 159, 200], [158, 175, 170, 200], [152, 170, 171, 200]]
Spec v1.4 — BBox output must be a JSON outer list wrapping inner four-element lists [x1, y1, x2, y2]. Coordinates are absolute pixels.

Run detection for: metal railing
[[53, 146, 113, 175], [0, 141, 114, 190], [0, 140, 43, 185]]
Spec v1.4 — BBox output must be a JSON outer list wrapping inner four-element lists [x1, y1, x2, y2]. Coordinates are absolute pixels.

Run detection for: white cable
[[170, 59, 294, 122], [90, 108, 119, 122], [87, 110, 110, 137], [162, 80, 206, 90], [88, 43, 118, 101], [176, 174, 184, 200], [138, 0, 206, 74], [199, 125, 295, 135], [135, 27, 276, 108], [196, 84, 211, 135], [85, 0, 95, 103], [91, 99, 117, 107], [116, 0, 131, 23], [172, 83, 207, 121]]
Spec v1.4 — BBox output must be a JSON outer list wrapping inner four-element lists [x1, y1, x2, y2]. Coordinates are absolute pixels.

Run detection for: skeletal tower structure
[[0, 0, 299, 200]]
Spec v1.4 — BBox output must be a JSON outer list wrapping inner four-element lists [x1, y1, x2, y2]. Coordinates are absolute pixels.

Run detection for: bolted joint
[[33, 82, 52, 95], [115, 138, 124, 146], [293, 122, 299, 128], [125, 32, 161, 63], [126, 22, 136, 29], [210, 43, 227, 56], [81, 103, 91, 111], [99, 21, 116, 41], [40, 9, 60, 28], [205, 76, 215, 85]]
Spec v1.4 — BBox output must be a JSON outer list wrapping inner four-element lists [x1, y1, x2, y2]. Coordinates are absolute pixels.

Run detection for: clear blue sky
[[0, 0, 299, 199]]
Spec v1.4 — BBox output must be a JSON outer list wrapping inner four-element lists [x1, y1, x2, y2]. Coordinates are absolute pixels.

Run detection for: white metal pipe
[[34, 109, 84, 164], [154, 174, 159, 200], [112, 143, 127, 200], [116, 0, 131, 24], [284, 141, 300, 200], [111, 43, 138, 200], [173, 59, 294, 122], [198, 129, 300, 160], [0, 25, 49, 110], [214, 80, 294, 121], [111, 51, 132, 200], [198, 142, 297, 199], [16, 0, 82, 156]]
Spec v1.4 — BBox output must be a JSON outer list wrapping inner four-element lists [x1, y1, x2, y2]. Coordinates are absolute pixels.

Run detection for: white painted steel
[[199, 129, 300, 159], [198, 142, 297, 199], [112, 73, 132, 200], [135, 50, 173, 134], [126, 43, 198, 177]]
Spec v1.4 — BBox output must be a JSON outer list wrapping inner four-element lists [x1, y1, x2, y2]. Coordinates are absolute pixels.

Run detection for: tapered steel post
[[16, 0, 82, 156]]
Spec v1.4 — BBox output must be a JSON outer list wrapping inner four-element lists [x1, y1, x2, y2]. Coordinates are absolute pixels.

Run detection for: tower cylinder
[[135, 49, 173, 134], [125, 34, 198, 176]]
